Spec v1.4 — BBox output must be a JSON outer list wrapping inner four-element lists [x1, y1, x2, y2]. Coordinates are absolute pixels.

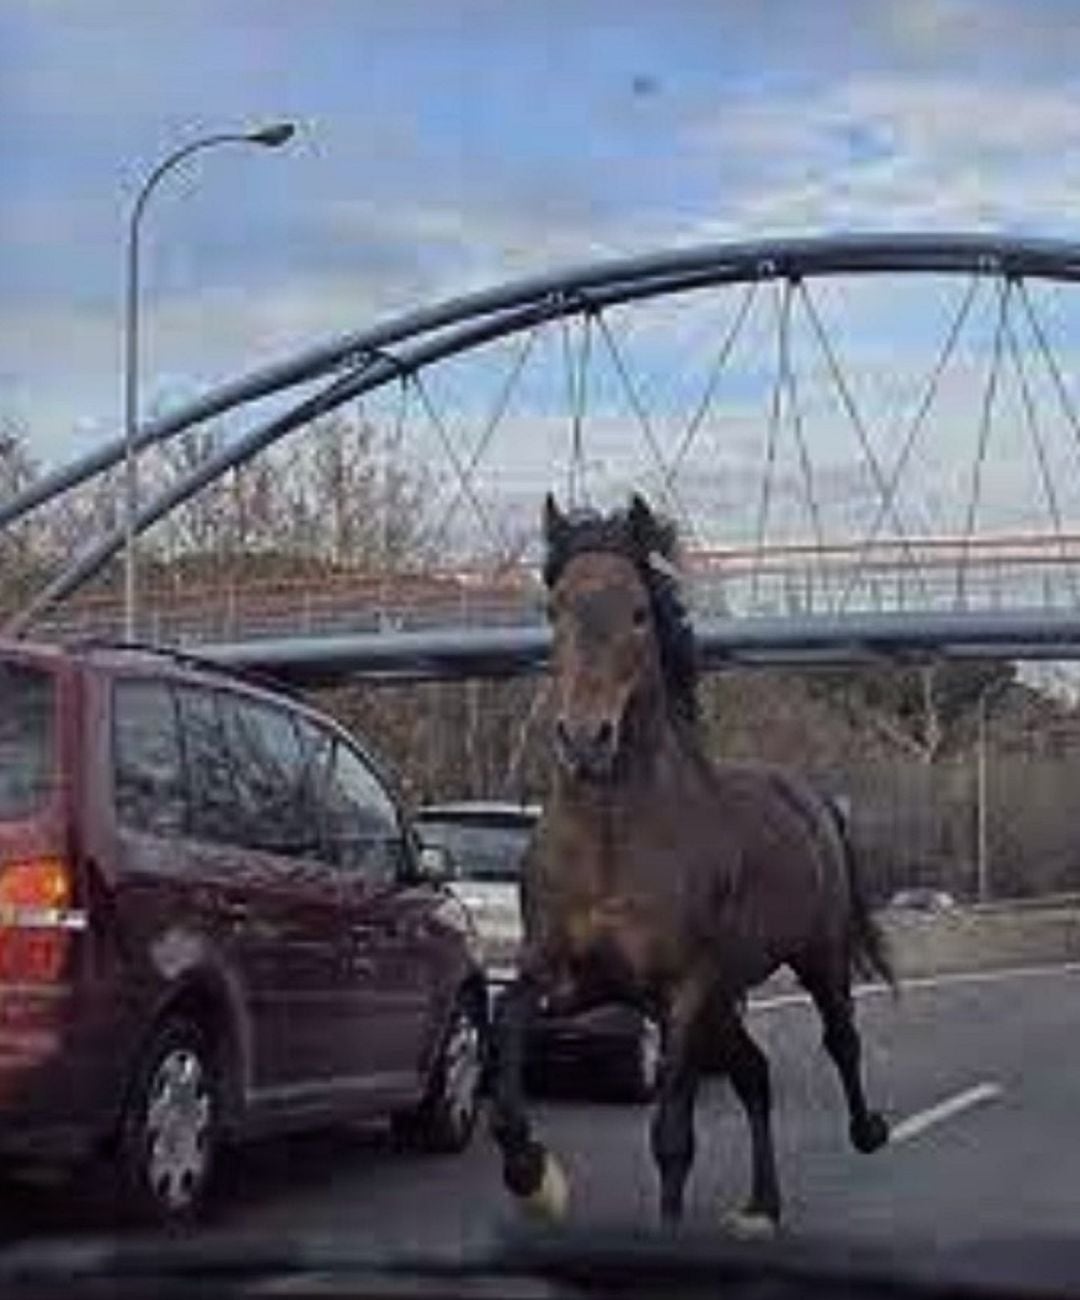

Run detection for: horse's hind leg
[[489, 972, 568, 1219], [792, 948, 889, 1154]]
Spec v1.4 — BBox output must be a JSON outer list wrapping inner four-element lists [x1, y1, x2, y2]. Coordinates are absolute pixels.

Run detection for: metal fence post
[[976, 688, 990, 902]]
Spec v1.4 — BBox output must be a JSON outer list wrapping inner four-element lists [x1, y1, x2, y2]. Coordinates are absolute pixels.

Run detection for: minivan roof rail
[[71, 638, 302, 699]]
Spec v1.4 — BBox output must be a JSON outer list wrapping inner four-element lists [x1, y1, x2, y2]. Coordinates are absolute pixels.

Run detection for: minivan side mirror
[[416, 843, 454, 882]]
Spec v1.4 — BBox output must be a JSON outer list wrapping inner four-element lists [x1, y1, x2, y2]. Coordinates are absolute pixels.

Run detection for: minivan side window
[[175, 687, 236, 845], [113, 680, 185, 837], [0, 662, 54, 820], [292, 715, 334, 859], [320, 738, 402, 883], [222, 697, 316, 858]]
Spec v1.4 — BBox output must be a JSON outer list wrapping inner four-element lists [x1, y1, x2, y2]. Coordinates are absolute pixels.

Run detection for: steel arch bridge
[[10, 231, 1080, 683]]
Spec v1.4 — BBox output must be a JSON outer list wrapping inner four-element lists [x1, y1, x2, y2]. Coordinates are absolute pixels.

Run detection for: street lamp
[[122, 121, 296, 640]]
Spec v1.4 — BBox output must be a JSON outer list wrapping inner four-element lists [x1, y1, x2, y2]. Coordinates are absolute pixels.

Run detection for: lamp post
[[122, 121, 295, 640]]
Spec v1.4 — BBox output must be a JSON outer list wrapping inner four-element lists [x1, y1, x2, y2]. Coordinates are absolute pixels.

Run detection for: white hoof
[[721, 1210, 779, 1241], [522, 1152, 570, 1222]]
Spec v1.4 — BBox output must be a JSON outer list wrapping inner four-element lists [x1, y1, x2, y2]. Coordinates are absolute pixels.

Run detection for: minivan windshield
[[0, 662, 55, 820], [416, 817, 531, 883]]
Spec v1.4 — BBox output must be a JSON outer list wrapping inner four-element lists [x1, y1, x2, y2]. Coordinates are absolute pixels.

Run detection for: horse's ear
[[629, 492, 679, 564], [543, 492, 569, 547], [628, 492, 659, 554]]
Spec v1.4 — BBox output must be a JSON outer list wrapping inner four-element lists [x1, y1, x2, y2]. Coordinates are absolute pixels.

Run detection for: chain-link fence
[[315, 667, 1080, 907]]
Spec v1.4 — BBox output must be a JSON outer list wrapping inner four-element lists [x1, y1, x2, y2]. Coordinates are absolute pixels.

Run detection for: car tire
[[392, 994, 486, 1154], [112, 1017, 220, 1227], [607, 1016, 662, 1103]]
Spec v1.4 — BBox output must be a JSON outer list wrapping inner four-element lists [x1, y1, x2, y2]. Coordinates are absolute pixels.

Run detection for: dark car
[[415, 802, 661, 1102], [0, 641, 488, 1224], [888, 886, 958, 913]]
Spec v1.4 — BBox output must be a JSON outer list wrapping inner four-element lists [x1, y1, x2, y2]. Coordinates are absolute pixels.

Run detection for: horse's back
[[708, 759, 840, 855], [703, 759, 851, 952]]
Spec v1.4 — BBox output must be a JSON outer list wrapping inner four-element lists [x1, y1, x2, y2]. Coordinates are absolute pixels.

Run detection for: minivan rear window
[[0, 661, 55, 820], [415, 817, 531, 883]]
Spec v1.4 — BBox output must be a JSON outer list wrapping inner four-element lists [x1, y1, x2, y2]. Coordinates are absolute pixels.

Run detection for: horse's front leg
[[489, 968, 569, 1220], [712, 1004, 781, 1236], [650, 972, 710, 1225]]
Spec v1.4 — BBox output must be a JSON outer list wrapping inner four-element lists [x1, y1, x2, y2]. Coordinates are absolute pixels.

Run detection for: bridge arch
[[9, 231, 1080, 639]]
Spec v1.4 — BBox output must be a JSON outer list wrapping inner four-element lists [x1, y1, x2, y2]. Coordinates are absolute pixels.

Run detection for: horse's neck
[[554, 708, 700, 819]]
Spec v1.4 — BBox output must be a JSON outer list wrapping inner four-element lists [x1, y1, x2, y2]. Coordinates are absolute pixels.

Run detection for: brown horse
[[489, 493, 892, 1234]]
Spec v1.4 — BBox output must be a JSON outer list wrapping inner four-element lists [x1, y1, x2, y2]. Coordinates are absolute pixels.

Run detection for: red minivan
[[0, 640, 488, 1224]]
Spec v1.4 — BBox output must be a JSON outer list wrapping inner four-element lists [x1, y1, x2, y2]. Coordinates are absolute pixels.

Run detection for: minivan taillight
[[0, 858, 71, 911], [0, 858, 82, 984]]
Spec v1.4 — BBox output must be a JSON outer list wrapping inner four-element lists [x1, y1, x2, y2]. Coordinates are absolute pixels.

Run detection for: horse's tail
[[825, 798, 896, 991]]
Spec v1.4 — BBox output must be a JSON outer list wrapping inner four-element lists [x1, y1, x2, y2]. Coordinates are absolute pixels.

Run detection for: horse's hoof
[[722, 1210, 779, 1241], [522, 1152, 570, 1222], [660, 1204, 684, 1231], [851, 1111, 889, 1154]]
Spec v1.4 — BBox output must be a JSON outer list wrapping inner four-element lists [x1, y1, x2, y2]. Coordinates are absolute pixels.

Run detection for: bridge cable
[[560, 312, 594, 508], [382, 375, 411, 570], [424, 321, 543, 556], [373, 377, 414, 624], [837, 274, 982, 613], [9, 298, 571, 634], [1004, 298, 1080, 609], [564, 313, 592, 508], [328, 392, 375, 567], [592, 311, 699, 543], [751, 279, 793, 611], [1016, 280, 1080, 486], [957, 276, 1012, 609], [796, 280, 930, 609], [664, 282, 758, 618], [408, 370, 509, 562], [781, 281, 832, 612], [667, 281, 758, 486]]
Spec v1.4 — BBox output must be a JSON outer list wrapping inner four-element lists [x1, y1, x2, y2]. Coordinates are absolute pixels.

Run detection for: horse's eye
[[632, 605, 648, 628]]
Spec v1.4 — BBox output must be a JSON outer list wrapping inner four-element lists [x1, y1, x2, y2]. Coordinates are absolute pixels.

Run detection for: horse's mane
[[542, 497, 700, 727]]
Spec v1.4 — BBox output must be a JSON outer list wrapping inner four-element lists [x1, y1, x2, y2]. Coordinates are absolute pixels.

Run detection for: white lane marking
[[750, 959, 1080, 1013], [890, 1082, 1003, 1144]]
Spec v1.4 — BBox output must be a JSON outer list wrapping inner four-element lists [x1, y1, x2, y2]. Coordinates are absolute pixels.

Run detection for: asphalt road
[[3, 963, 1079, 1256]]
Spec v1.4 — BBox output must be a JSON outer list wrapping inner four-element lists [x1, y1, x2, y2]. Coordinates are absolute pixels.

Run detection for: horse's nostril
[[555, 718, 615, 772]]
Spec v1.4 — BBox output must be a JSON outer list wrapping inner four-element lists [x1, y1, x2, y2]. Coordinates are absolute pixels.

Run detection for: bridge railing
[[26, 531, 1080, 647], [697, 532, 1080, 617], [31, 567, 547, 645]]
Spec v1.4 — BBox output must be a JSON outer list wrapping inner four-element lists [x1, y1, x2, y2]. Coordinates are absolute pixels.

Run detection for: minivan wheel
[[115, 1018, 219, 1226], [393, 995, 485, 1154]]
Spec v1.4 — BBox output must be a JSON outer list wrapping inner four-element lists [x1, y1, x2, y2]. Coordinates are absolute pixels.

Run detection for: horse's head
[[543, 492, 692, 781]]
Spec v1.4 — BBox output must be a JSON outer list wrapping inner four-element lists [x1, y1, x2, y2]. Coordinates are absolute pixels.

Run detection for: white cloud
[[0, 267, 436, 462], [876, 0, 1080, 72], [14, 13, 1080, 560], [686, 74, 1080, 239], [317, 191, 666, 292]]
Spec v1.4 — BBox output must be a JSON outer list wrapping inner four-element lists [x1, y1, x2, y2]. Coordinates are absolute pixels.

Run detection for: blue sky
[[6, 0, 1080, 547]]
